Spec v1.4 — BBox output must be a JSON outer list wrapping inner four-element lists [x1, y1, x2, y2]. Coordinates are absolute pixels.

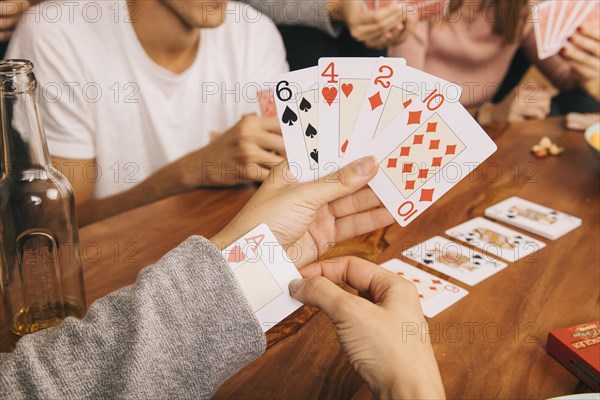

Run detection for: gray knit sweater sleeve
[[239, 0, 343, 37], [0, 236, 266, 399]]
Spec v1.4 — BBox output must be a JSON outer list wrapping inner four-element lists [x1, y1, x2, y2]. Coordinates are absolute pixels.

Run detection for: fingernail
[[289, 279, 303, 295], [577, 27, 582, 33], [353, 156, 376, 176], [567, 36, 573, 42], [560, 47, 566, 53]]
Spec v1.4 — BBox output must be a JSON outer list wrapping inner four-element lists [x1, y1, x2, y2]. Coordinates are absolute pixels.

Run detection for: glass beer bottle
[[0, 59, 86, 337]]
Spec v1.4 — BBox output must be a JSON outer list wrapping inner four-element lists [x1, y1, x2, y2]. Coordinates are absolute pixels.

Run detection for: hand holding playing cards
[[562, 27, 600, 101], [212, 156, 394, 267], [184, 115, 285, 186], [329, 0, 413, 49], [290, 257, 445, 399], [477, 82, 551, 125]]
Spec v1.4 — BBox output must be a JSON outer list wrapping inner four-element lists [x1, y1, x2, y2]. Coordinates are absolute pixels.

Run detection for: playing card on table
[[380, 259, 468, 318], [484, 197, 582, 240], [350, 93, 496, 227], [403, 236, 508, 286], [274, 67, 320, 182], [344, 57, 454, 161], [445, 217, 546, 263], [222, 224, 302, 332], [318, 57, 379, 175]]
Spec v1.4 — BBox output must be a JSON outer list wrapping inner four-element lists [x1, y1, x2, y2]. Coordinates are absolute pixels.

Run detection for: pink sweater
[[389, 5, 575, 107]]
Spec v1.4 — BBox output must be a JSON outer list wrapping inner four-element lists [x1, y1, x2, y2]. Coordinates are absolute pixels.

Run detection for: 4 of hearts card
[[403, 236, 508, 286], [318, 57, 381, 174], [380, 259, 468, 318], [484, 197, 582, 240], [445, 217, 546, 263], [222, 224, 302, 332]]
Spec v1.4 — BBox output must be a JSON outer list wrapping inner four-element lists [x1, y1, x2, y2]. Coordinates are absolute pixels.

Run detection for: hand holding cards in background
[[212, 157, 394, 268], [188, 115, 285, 186], [562, 27, 600, 102], [290, 257, 445, 400], [477, 82, 551, 125], [329, 0, 415, 49]]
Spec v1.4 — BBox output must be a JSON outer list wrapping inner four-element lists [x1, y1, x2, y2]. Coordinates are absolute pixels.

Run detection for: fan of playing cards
[[274, 57, 497, 227], [533, 0, 600, 60]]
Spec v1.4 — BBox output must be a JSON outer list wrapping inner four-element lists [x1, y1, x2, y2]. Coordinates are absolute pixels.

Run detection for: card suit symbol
[[322, 86, 338, 106], [369, 92, 383, 110], [418, 294, 424, 299], [341, 83, 354, 97], [413, 278, 421, 283], [400, 146, 411, 156], [507, 215, 515, 219], [427, 122, 438, 133], [403, 98, 413, 108], [305, 123, 317, 138], [299, 97, 312, 112], [281, 106, 298, 126], [341, 139, 349, 153], [408, 110, 422, 125], [432, 157, 442, 167], [227, 244, 245, 263], [310, 149, 319, 163], [446, 144, 457, 155], [474, 261, 481, 265], [414, 134, 424, 145], [405, 180, 415, 190], [418, 168, 429, 179], [387, 158, 398, 168], [432, 279, 442, 284], [420, 188, 435, 202], [402, 163, 413, 173], [429, 139, 440, 150], [429, 286, 438, 291], [473, 255, 482, 259]]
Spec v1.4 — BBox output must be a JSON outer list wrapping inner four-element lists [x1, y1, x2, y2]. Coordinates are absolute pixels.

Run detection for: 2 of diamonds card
[[403, 236, 508, 286], [274, 67, 320, 182], [445, 217, 546, 263], [222, 224, 302, 332], [380, 259, 468, 318], [484, 197, 582, 240], [318, 57, 379, 174]]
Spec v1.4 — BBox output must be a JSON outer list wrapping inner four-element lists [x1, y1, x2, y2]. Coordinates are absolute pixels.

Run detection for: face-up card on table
[[318, 57, 379, 175], [380, 259, 468, 318], [402, 236, 508, 286], [484, 197, 582, 240], [445, 217, 546, 263], [351, 93, 496, 227], [222, 224, 302, 332], [274, 67, 320, 182]]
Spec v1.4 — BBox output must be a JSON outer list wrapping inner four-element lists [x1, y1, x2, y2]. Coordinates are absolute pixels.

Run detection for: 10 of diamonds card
[[222, 224, 302, 332]]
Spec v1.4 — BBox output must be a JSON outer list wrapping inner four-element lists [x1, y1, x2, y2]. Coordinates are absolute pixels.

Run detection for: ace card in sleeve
[[353, 102, 497, 227], [445, 217, 546, 263], [403, 236, 508, 286], [222, 224, 302, 332], [380, 259, 468, 318], [484, 197, 582, 240], [274, 67, 320, 182], [318, 57, 379, 174]]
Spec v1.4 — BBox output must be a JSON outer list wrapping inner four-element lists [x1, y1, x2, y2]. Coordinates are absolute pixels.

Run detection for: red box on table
[[547, 321, 600, 391]]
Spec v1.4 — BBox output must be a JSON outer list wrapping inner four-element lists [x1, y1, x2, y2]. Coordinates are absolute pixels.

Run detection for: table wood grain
[[1, 118, 598, 399]]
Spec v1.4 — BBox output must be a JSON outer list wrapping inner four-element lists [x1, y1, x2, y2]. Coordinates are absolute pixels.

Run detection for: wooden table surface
[[2, 118, 599, 399]]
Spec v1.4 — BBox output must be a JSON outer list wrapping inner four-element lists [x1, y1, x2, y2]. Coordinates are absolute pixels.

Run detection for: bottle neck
[[1, 61, 51, 175]]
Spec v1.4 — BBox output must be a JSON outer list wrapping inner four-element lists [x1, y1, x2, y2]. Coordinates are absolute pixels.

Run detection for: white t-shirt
[[8, 0, 288, 199]]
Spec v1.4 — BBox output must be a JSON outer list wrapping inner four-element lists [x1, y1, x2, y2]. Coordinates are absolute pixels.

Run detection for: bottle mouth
[[0, 59, 36, 95], [0, 60, 34, 76]]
